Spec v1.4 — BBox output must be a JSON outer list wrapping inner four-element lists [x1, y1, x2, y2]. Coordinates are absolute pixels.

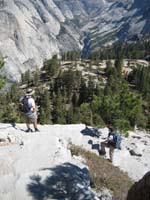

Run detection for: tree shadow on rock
[[81, 126, 101, 138], [27, 162, 97, 200], [88, 139, 100, 151]]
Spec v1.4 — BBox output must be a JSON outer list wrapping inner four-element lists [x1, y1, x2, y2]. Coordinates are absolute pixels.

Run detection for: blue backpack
[[19, 96, 31, 113], [113, 131, 122, 150]]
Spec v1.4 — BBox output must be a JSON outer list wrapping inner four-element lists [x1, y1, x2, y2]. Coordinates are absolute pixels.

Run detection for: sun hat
[[25, 88, 35, 96]]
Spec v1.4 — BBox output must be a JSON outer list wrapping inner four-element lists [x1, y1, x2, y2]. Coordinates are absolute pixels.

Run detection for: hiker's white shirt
[[27, 97, 36, 113]]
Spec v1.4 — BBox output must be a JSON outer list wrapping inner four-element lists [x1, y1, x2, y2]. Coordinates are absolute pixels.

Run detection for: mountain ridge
[[0, 0, 149, 80]]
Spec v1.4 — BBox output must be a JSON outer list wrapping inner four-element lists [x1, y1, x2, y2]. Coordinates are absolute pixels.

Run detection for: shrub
[[92, 113, 105, 127], [113, 119, 131, 133]]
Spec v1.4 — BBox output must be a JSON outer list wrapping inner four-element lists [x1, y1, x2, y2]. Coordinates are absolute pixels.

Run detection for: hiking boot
[[35, 128, 40, 132], [98, 149, 106, 156], [25, 128, 33, 132]]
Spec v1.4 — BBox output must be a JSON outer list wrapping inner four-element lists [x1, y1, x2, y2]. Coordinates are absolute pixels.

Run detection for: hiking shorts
[[26, 112, 37, 123]]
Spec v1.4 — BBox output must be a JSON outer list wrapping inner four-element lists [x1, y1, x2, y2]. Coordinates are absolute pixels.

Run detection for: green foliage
[[127, 65, 150, 128], [62, 51, 81, 61], [78, 79, 89, 105], [38, 90, 52, 124], [21, 70, 32, 86], [9, 83, 22, 102], [91, 95, 102, 113], [61, 70, 82, 99], [0, 90, 20, 123], [113, 119, 131, 133], [33, 68, 40, 86], [66, 107, 74, 124], [53, 90, 66, 124], [114, 58, 123, 77], [2, 103, 19, 123], [124, 132, 129, 138], [80, 103, 92, 126], [0, 77, 6, 89], [0, 57, 4, 69], [44, 55, 59, 77], [0, 57, 6, 89], [136, 66, 150, 100], [105, 60, 113, 75], [89, 40, 150, 60], [100, 78, 145, 129], [40, 108, 48, 125], [0, 48, 149, 130], [92, 113, 105, 127], [71, 107, 81, 124]]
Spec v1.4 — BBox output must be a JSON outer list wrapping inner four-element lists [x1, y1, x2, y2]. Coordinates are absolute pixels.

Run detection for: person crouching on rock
[[19, 88, 39, 132], [99, 125, 116, 162]]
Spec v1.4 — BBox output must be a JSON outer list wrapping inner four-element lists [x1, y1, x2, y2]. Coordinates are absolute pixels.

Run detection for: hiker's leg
[[109, 145, 114, 162], [33, 119, 38, 129], [25, 115, 33, 132], [26, 116, 30, 129], [32, 114, 39, 131], [99, 141, 106, 155]]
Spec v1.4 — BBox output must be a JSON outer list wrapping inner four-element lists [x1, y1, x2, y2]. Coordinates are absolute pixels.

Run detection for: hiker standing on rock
[[19, 88, 39, 132], [99, 125, 121, 162]]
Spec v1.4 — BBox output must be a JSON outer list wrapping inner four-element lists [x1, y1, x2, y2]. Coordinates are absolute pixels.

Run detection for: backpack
[[113, 131, 122, 150], [19, 96, 30, 113]]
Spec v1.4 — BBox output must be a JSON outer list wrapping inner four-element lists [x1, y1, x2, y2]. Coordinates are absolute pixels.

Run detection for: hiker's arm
[[31, 106, 36, 112], [30, 99, 36, 112], [31, 103, 36, 112]]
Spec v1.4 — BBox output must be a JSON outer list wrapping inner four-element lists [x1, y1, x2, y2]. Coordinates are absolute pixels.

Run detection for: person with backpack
[[99, 125, 121, 162], [19, 88, 39, 132]]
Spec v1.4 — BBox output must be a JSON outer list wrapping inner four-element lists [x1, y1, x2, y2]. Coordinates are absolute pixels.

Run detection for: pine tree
[[23, 70, 32, 86], [78, 79, 88, 105], [114, 58, 123, 77], [52, 90, 66, 124], [80, 103, 92, 126], [39, 90, 52, 124], [44, 55, 59, 77], [66, 107, 74, 124], [0, 57, 5, 89], [33, 68, 40, 86]]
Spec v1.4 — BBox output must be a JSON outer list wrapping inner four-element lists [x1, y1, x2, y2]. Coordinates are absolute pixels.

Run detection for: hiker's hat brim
[[25, 89, 35, 96]]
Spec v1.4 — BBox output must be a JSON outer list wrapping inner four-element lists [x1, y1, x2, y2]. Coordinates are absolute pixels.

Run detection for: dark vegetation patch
[[69, 144, 133, 200]]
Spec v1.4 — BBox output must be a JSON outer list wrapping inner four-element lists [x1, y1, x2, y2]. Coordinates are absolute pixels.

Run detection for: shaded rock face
[[27, 162, 112, 200], [0, 0, 149, 80], [127, 171, 150, 200]]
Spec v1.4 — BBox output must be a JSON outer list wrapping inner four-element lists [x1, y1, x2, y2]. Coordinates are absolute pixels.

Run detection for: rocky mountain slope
[[0, 0, 149, 80]]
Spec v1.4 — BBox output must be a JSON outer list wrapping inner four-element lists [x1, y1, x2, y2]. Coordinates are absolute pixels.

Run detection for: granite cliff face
[[0, 0, 149, 80], [0, 0, 63, 80]]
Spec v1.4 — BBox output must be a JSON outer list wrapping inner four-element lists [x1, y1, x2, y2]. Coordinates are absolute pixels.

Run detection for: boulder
[[127, 171, 150, 200], [129, 149, 142, 157]]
